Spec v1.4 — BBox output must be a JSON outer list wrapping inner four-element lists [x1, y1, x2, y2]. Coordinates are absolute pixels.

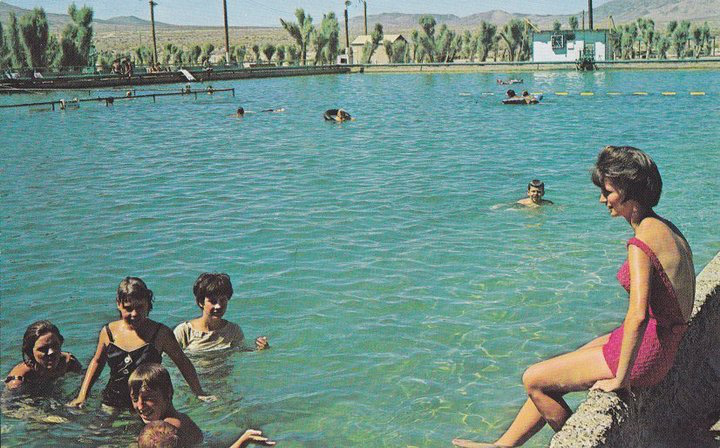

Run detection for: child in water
[[174, 273, 269, 352], [5, 320, 82, 391], [130, 363, 203, 446], [517, 179, 554, 207], [68, 277, 214, 411], [138, 420, 276, 448]]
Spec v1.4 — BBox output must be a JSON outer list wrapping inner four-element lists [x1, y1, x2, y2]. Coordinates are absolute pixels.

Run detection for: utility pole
[[364, 1, 368, 35], [222, 0, 231, 64], [344, 1, 351, 63], [588, 0, 593, 30], [582, 10, 585, 31], [149, 0, 158, 65]]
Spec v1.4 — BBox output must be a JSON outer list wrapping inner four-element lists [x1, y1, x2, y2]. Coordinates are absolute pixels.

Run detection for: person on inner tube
[[522, 90, 539, 104], [335, 108, 352, 122]]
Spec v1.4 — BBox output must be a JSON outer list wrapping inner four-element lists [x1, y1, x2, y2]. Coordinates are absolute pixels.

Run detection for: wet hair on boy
[[138, 420, 179, 448], [527, 179, 544, 191], [193, 272, 233, 308], [128, 361, 174, 403]]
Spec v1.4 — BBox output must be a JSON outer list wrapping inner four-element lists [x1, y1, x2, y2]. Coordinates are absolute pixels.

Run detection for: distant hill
[[347, 0, 720, 34], [0, 1, 177, 30]]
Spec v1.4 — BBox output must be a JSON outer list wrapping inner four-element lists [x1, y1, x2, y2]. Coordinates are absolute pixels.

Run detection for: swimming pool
[[1, 69, 719, 447]]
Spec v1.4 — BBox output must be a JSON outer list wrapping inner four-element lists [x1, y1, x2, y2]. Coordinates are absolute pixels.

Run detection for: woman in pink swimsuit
[[453, 146, 695, 448]]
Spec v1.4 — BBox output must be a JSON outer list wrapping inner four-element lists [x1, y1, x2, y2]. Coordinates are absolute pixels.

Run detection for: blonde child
[[174, 273, 269, 352], [68, 277, 214, 410], [138, 420, 276, 448]]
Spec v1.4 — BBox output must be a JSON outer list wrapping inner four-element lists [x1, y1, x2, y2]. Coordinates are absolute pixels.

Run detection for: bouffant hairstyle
[[117, 277, 154, 312], [138, 421, 179, 448], [591, 145, 662, 208], [128, 363, 174, 403], [193, 273, 233, 308], [23, 320, 63, 367]]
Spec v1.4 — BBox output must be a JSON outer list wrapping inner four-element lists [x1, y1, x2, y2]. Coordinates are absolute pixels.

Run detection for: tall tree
[[362, 23, 383, 63], [280, 9, 314, 65], [7, 13, 27, 68], [19, 8, 50, 69], [568, 16, 579, 31], [671, 20, 690, 59], [0, 23, 9, 70], [477, 21, 496, 62], [275, 45, 285, 65], [418, 15, 437, 62], [319, 12, 340, 64], [60, 3, 94, 69]]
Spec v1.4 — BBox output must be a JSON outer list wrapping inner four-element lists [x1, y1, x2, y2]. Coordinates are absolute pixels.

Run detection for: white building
[[532, 30, 611, 62], [350, 34, 407, 64]]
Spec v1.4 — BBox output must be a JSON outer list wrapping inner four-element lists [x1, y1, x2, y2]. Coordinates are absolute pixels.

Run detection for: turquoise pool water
[[1, 70, 719, 447]]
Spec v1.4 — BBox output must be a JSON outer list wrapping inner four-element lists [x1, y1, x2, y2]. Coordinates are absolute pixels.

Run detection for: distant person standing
[[517, 179, 554, 207]]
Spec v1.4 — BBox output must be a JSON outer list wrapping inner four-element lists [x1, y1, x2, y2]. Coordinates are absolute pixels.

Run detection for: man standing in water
[[517, 179, 554, 207]]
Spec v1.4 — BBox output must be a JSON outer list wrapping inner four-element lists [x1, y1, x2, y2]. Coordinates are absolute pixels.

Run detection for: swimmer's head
[[22, 320, 64, 369], [522, 91, 529, 96], [237, 107, 244, 116], [506, 89, 516, 97], [138, 421, 179, 448], [527, 179, 545, 204], [129, 363, 174, 423]]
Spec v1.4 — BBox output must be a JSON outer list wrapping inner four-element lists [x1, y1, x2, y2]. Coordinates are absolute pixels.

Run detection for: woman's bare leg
[[453, 335, 613, 447], [492, 345, 613, 446]]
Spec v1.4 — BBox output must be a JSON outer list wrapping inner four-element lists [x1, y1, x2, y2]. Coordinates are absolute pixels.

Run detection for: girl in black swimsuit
[[68, 277, 214, 411]]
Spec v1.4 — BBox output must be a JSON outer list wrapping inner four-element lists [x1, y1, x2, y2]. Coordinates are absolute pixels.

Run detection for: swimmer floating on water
[[324, 108, 354, 122], [230, 106, 285, 118]]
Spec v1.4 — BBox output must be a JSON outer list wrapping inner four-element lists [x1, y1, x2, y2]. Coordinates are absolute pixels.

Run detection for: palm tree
[[251, 44, 260, 63], [280, 9, 314, 65], [311, 29, 328, 64], [552, 21, 562, 33], [499, 19, 524, 61]]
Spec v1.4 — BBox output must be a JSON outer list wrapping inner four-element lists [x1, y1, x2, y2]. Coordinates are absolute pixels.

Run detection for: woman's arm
[[594, 244, 652, 391], [68, 327, 109, 407], [64, 353, 83, 374], [4, 363, 31, 390], [157, 326, 212, 399]]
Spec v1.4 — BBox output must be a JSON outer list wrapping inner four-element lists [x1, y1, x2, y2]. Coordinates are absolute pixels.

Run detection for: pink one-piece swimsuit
[[602, 237, 689, 387]]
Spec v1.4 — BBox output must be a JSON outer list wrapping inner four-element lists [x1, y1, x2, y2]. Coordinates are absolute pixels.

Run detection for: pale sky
[[8, 0, 611, 27]]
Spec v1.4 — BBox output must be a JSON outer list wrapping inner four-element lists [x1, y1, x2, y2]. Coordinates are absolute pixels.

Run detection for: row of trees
[[0, 5, 94, 71], [608, 19, 713, 59]]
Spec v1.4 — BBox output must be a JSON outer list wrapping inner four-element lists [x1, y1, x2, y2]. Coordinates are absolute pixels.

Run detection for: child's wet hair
[[193, 273, 233, 308], [138, 420, 179, 448], [528, 179, 544, 191], [117, 277, 154, 312], [128, 363, 174, 402], [22, 320, 63, 367]]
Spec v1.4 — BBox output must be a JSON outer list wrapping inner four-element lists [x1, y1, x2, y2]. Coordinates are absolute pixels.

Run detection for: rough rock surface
[[550, 252, 720, 448]]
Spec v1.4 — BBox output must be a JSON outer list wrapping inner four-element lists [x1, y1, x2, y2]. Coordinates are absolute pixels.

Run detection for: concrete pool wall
[[550, 251, 720, 448]]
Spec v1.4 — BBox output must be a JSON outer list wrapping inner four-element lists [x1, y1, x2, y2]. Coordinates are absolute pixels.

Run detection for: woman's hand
[[591, 378, 626, 392]]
